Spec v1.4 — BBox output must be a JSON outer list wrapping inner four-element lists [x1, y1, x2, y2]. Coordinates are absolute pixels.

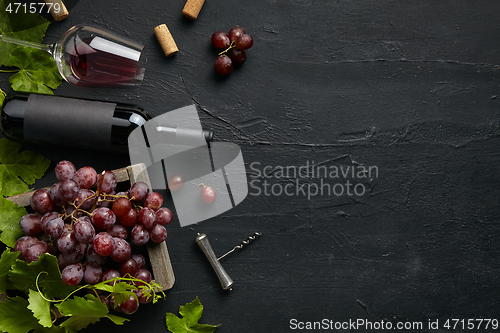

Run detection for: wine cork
[[182, 0, 206, 20], [43, 0, 69, 21], [154, 24, 179, 57]]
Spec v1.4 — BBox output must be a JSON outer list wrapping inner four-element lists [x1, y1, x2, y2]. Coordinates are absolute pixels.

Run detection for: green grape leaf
[[0, 88, 5, 105], [9, 47, 62, 94], [166, 297, 220, 333], [0, 247, 18, 292], [0, 296, 62, 333], [0, 196, 26, 247], [28, 289, 52, 328], [9, 253, 76, 299], [0, 138, 51, 197], [0, 0, 50, 67], [57, 294, 128, 333]]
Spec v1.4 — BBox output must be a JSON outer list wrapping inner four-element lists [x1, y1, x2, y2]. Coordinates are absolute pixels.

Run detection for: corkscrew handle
[[195, 233, 234, 290]]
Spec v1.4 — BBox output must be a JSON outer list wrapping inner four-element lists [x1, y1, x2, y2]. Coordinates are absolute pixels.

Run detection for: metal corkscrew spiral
[[217, 232, 262, 260]]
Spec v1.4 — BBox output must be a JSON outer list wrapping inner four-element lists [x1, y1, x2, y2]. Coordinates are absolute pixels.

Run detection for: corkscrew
[[195, 232, 262, 290]]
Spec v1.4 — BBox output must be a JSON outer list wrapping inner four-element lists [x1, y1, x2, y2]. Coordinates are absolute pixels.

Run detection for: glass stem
[[0, 34, 53, 54]]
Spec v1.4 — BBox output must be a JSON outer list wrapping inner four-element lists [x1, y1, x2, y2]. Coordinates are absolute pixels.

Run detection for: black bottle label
[[24, 94, 116, 148]]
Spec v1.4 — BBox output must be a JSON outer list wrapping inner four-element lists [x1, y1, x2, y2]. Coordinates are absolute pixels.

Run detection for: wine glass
[[0, 24, 145, 87]]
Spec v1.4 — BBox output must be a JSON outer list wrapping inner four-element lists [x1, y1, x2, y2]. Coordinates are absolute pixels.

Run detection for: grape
[[135, 289, 152, 304], [108, 224, 128, 239], [228, 25, 245, 42], [121, 295, 139, 315], [74, 189, 96, 210], [61, 263, 84, 286], [30, 189, 57, 214], [139, 208, 157, 229], [73, 217, 96, 244], [57, 253, 68, 270], [110, 237, 132, 262], [235, 34, 253, 50], [86, 244, 108, 267], [83, 261, 102, 284], [214, 55, 233, 76], [211, 31, 230, 49], [156, 207, 174, 225], [91, 207, 116, 229], [118, 208, 139, 227], [168, 175, 184, 192], [93, 232, 114, 256], [201, 186, 217, 204], [120, 258, 138, 276], [128, 182, 149, 201], [97, 171, 117, 194], [112, 197, 132, 216], [62, 243, 86, 264], [45, 217, 64, 239], [41, 211, 59, 232], [73, 166, 97, 189], [19, 213, 42, 236], [55, 160, 76, 182], [230, 49, 247, 65], [15, 236, 39, 260], [133, 268, 152, 287], [150, 224, 167, 243], [144, 192, 163, 211], [59, 179, 80, 202], [49, 182, 64, 206], [131, 224, 150, 246], [25, 242, 51, 263], [101, 268, 121, 285], [131, 254, 146, 269], [57, 231, 77, 253]]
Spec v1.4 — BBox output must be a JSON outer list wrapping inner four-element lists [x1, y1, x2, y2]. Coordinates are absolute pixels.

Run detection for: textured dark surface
[[1, 0, 500, 332]]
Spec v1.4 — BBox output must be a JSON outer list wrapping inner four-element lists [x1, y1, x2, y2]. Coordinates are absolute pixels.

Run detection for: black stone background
[[1, 0, 500, 332]]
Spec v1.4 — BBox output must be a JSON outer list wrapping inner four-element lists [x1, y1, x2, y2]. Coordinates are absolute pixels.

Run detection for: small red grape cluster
[[14, 161, 174, 314], [211, 25, 254, 76]]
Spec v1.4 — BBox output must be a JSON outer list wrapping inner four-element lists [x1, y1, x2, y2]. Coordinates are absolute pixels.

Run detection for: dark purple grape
[[230, 49, 247, 65], [40, 212, 59, 232], [58, 179, 80, 202], [110, 237, 131, 262], [121, 295, 139, 315], [118, 208, 139, 227], [150, 224, 167, 243], [57, 231, 77, 253], [25, 242, 51, 263], [211, 31, 230, 49], [128, 182, 149, 202], [112, 197, 132, 216], [101, 268, 121, 285], [93, 232, 114, 256], [73, 166, 97, 189], [30, 189, 57, 214], [15, 236, 39, 260], [57, 253, 68, 270], [131, 224, 150, 246], [139, 208, 157, 229], [55, 160, 76, 182], [91, 207, 116, 229], [214, 55, 233, 76], [73, 217, 96, 244], [74, 189, 96, 211], [228, 25, 245, 42], [133, 268, 152, 287], [83, 261, 102, 284], [131, 254, 146, 269], [61, 263, 84, 286], [156, 207, 173, 225], [144, 192, 163, 211], [167, 175, 184, 192], [86, 244, 108, 267], [107, 224, 128, 239], [235, 34, 253, 50], [96, 171, 117, 194], [120, 258, 138, 276], [49, 182, 64, 206], [19, 214, 42, 236], [62, 243, 86, 264], [45, 217, 64, 239]]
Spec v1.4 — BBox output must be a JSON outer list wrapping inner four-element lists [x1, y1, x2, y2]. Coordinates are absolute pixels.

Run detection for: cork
[[43, 0, 69, 21], [154, 24, 179, 57], [182, 0, 206, 20]]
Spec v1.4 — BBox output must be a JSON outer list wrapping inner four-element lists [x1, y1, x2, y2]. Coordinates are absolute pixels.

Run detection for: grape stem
[[218, 41, 236, 56]]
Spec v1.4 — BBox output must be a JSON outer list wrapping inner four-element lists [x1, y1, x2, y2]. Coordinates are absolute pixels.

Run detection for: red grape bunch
[[211, 25, 254, 76], [14, 160, 174, 314]]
